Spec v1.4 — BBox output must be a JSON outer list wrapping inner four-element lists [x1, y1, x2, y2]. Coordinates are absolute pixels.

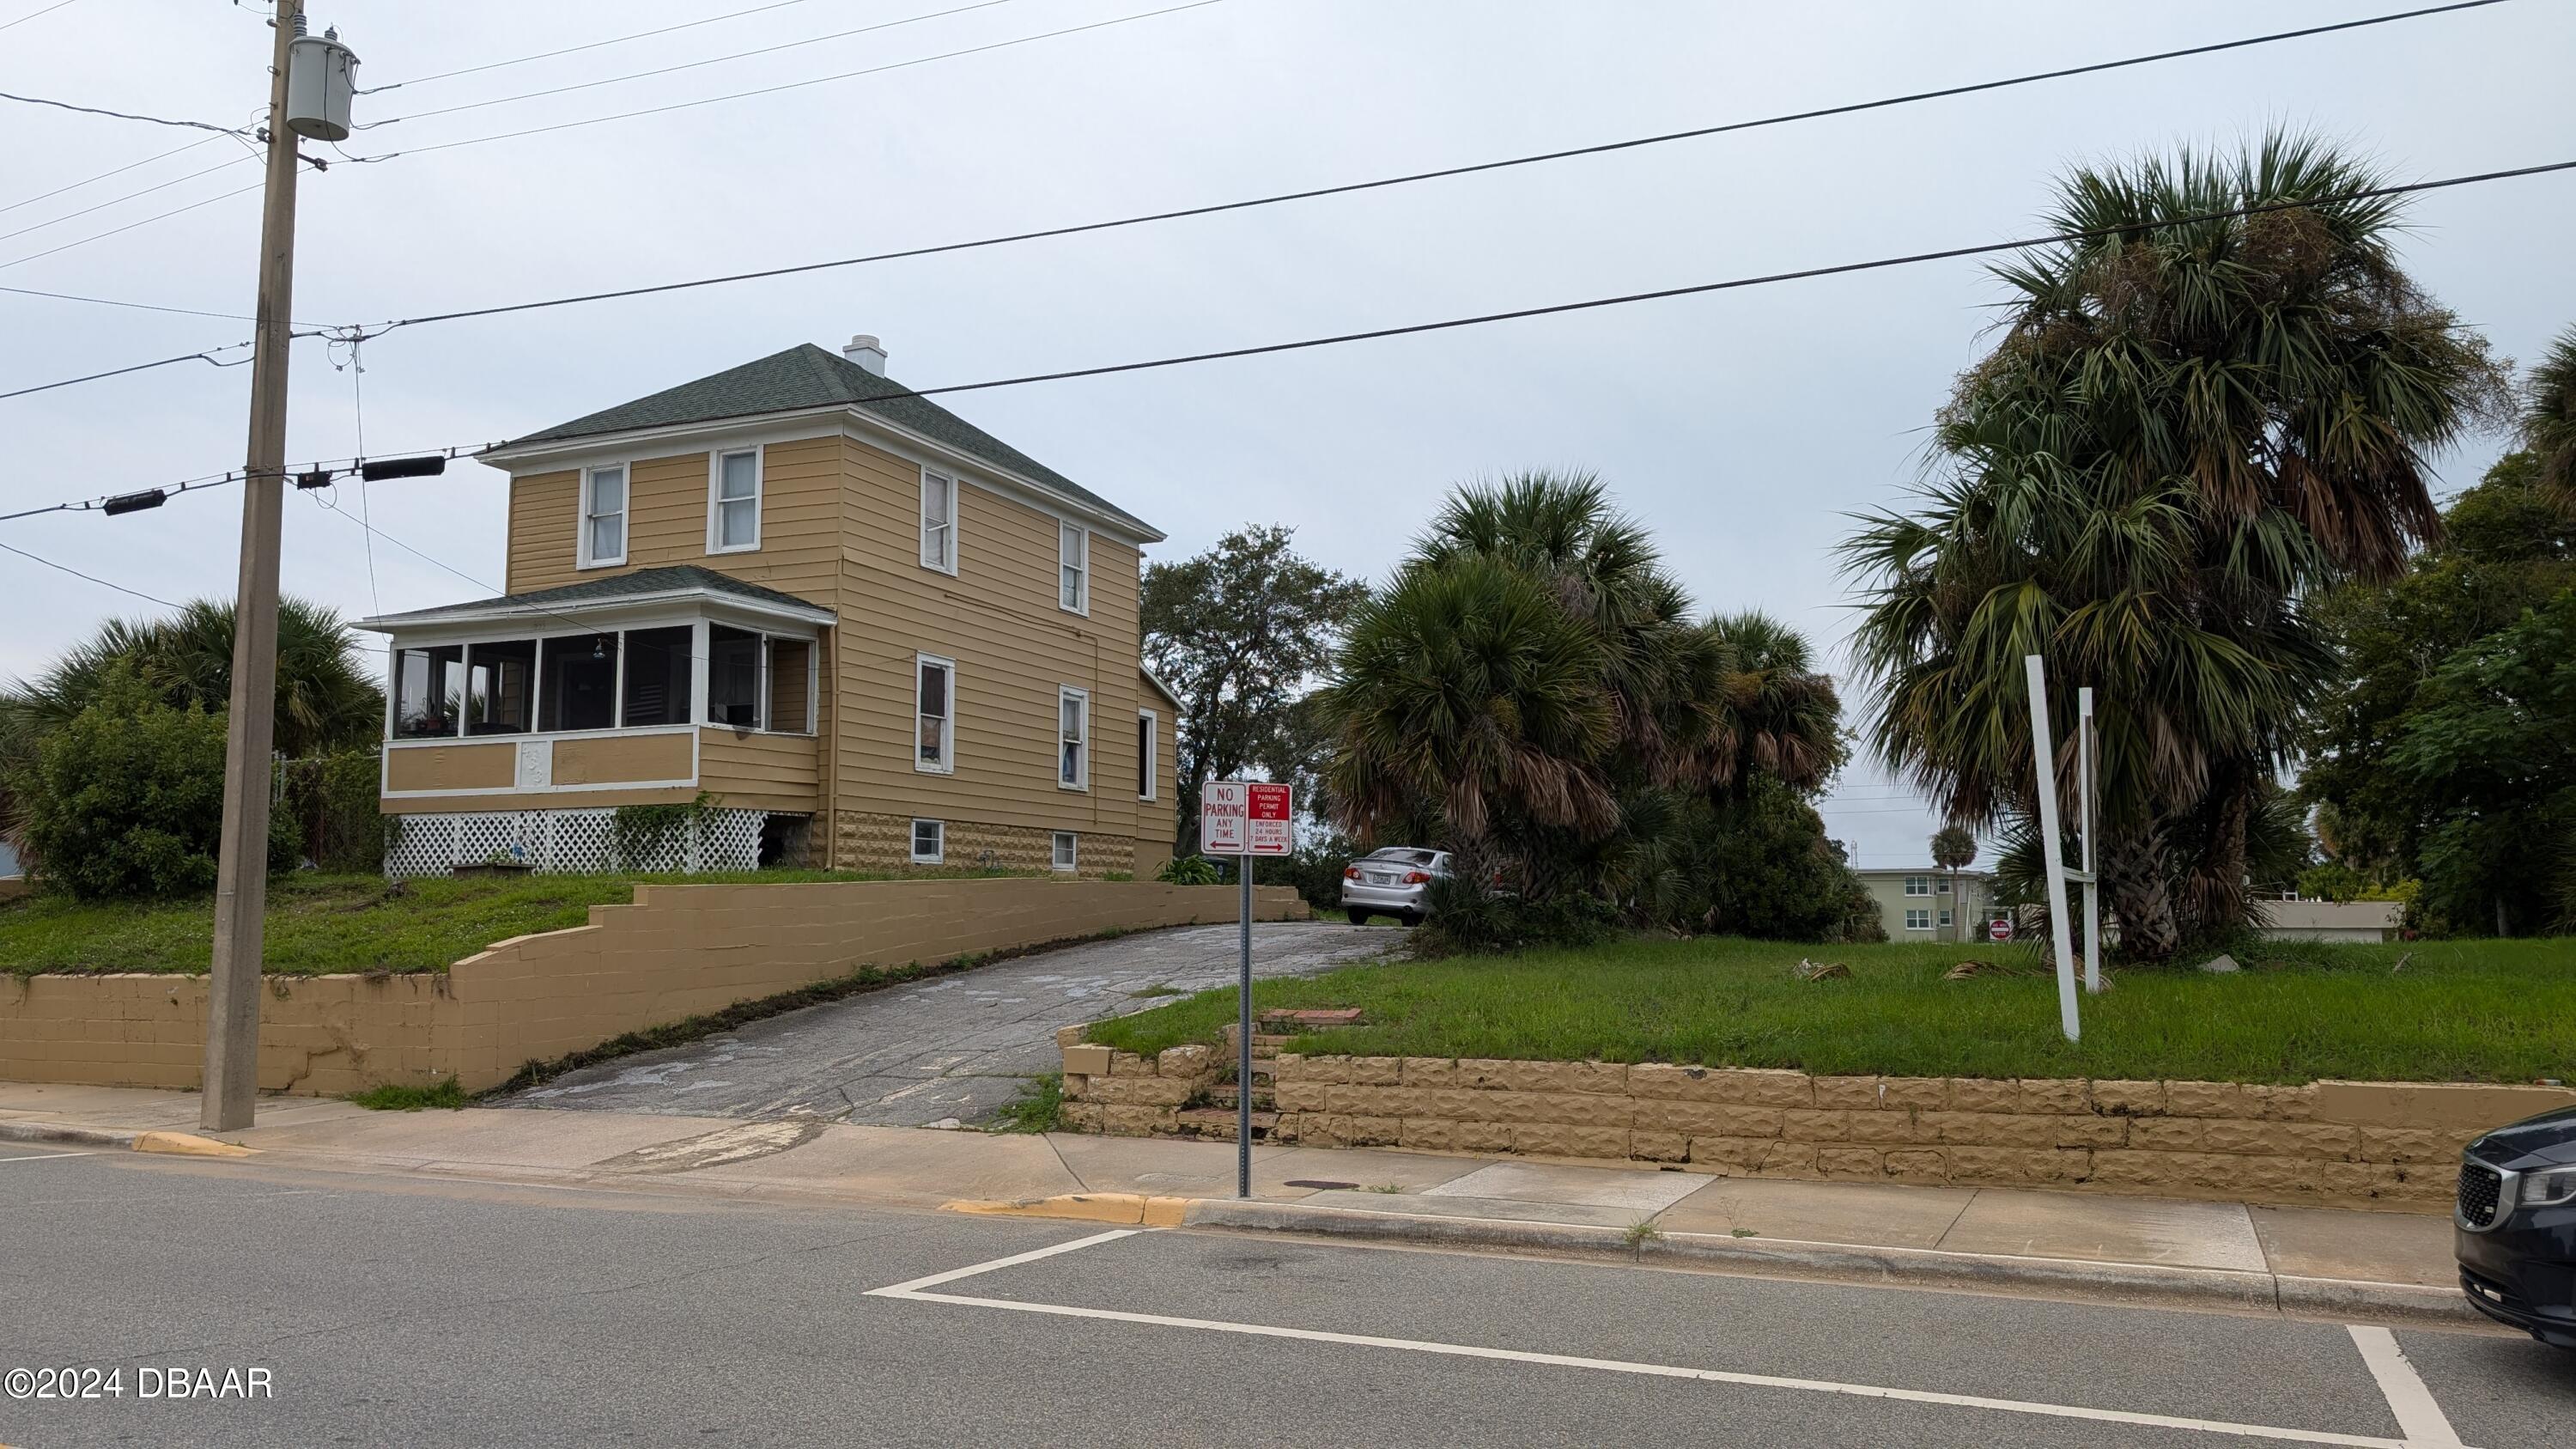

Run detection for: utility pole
[[202, 0, 307, 1132]]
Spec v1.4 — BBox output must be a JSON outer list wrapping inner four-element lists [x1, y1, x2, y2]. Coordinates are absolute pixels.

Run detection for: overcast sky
[[3, 0, 2568, 868]]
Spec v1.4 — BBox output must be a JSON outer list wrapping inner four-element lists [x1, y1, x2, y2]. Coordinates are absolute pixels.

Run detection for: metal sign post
[[1200, 780, 1294, 1197], [2077, 687, 2102, 995], [2023, 655, 2082, 1043]]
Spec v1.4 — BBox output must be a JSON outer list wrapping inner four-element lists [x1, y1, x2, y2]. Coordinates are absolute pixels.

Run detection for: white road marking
[[2346, 1325, 2465, 1449], [865, 1229, 1140, 1298], [0, 1152, 94, 1165], [866, 1233, 2410, 1447]]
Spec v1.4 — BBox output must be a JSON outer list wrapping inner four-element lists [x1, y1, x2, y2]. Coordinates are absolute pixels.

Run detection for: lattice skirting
[[384, 807, 768, 879]]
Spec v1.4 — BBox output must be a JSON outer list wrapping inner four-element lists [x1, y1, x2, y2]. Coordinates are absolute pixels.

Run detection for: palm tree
[[1319, 554, 1617, 885], [1, 596, 381, 856], [2528, 324, 2576, 511], [1930, 824, 1976, 942], [1844, 132, 2505, 961]]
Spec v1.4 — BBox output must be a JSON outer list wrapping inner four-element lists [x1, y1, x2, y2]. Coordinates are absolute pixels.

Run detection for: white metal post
[[2025, 655, 2081, 1043], [2078, 688, 2102, 995]]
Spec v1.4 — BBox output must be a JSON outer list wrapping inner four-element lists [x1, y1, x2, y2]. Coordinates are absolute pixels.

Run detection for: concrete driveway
[[500, 921, 1394, 1126]]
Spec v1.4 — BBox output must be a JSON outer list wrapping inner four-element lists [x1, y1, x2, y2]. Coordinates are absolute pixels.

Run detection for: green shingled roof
[[361, 564, 829, 629], [500, 344, 1154, 537]]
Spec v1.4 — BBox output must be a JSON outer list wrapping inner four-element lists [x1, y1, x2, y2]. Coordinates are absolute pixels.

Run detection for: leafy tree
[[2385, 589, 2576, 934], [9, 665, 297, 899], [1140, 527, 1368, 851], [1845, 132, 2506, 962], [2300, 453, 2576, 889]]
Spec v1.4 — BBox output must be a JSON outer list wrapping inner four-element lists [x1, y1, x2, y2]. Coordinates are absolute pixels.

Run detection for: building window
[[1905, 875, 1932, 896], [915, 654, 954, 772], [1057, 685, 1088, 789], [1905, 908, 1932, 931], [392, 645, 465, 739], [1137, 709, 1157, 801], [709, 448, 760, 553], [708, 624, 762, 728], [1052, 831, 1078, 873], [1059, 521, 1088, 613], [911, 819, 945, 865], [581, 465, 627, 567], [538, 633, 620, 732], [766, 637, 811, 734], [618, 626, 693, 727], [1938, 909, 1953, 929], [463, 640, 537, 736], [920, 468, 957, 573]]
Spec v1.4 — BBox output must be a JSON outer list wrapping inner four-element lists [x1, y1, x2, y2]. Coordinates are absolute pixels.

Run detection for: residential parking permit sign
[[1200, 781, 1294, 857]]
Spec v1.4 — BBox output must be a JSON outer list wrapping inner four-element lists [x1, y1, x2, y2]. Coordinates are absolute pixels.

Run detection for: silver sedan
[[1340, 847, 1449, 926]]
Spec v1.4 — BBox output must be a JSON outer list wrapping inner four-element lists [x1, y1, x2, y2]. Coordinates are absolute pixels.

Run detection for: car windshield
[[1364, 849, 1441, 868]]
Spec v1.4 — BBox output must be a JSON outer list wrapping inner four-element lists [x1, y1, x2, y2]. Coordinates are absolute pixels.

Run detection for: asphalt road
[[4, 1149, 2567, 1447], [499, 922, 1394, 1126]]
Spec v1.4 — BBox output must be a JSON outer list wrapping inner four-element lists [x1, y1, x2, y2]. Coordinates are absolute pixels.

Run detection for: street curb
[[0, 1120, 255, 1157], [944, 1192, 1192, 1227], [1185, 1198, 2481, 1326]]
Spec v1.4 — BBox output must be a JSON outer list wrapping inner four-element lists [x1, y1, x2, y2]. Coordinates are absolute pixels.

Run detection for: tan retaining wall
[[1059, 1050, 2576, 1213], [0, 880, 1303, 1097]]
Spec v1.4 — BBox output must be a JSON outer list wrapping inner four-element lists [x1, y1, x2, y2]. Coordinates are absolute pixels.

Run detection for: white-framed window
[[580, 464, 627, 568], [1057, 685, 1088, 789], [708, 447, 761, 553], [914, 654, 955, 773], [1938, 909, 1953, 929], [1137, 709, 1157, 801], [910, 819, 945, 865], [1052, 831, 1078, 873], [1905, 908, 1932, 931], [1904, 875, 1932, 896], [1059, 521, 1089, 613], [920, 467, 958, 574]]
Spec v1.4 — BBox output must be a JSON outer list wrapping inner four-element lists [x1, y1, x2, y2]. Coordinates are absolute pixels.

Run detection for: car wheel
[[1400, 911, 1423, 928], [1346, 908, 1371, 925]]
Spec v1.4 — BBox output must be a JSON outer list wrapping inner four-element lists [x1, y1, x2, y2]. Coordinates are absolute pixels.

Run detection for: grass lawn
[[1087, 935, 2576, 1085], [0, 869, 921, 977]]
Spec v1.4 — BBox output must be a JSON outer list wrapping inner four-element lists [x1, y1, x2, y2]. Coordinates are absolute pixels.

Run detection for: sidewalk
[[0, 1081, 2475, 1326]]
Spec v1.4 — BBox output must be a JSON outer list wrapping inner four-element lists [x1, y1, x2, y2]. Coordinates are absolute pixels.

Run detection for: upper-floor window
[[920, 468, 958, 574], [1905, 875, 1932, 896], [915, 654, 955, 773], [1058, 685, 1089, 789], [580, 465, 627, 567], [1059, 521, 1089, 614], [1137, 709, 1157, 801], [709, 449, 760, 553]]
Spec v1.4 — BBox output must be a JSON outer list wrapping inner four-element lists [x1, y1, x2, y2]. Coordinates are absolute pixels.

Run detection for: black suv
[[2456, 1104, 2576, 1349]]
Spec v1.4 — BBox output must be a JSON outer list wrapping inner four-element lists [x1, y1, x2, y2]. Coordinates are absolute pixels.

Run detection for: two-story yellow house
[[359, 335, 1179, 880]]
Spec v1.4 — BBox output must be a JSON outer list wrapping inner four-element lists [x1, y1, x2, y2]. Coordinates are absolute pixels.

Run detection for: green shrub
[[1413, 872, 1619, 955], [1157, 854, 1222, 885], [10, 665, 295, 899]]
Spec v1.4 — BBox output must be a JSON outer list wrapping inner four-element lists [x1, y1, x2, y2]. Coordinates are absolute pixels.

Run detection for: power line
[[0, 155, 255, 246], [14, 156, 2571, 516], [361, 0, 1032, 129], [5, 1, 2514, 327], [0, 88, 251, 136], [343, 0, 1232, 161], [0, 283, 264, 322], [0, 537, 181, 608], [0, 340, 258, 404], [343, 0, 2523, 337], [0, 0, 87, 34], [0, 136, 220, 218], [0, 178, 267, 272], [368, 0, 823, 91]]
